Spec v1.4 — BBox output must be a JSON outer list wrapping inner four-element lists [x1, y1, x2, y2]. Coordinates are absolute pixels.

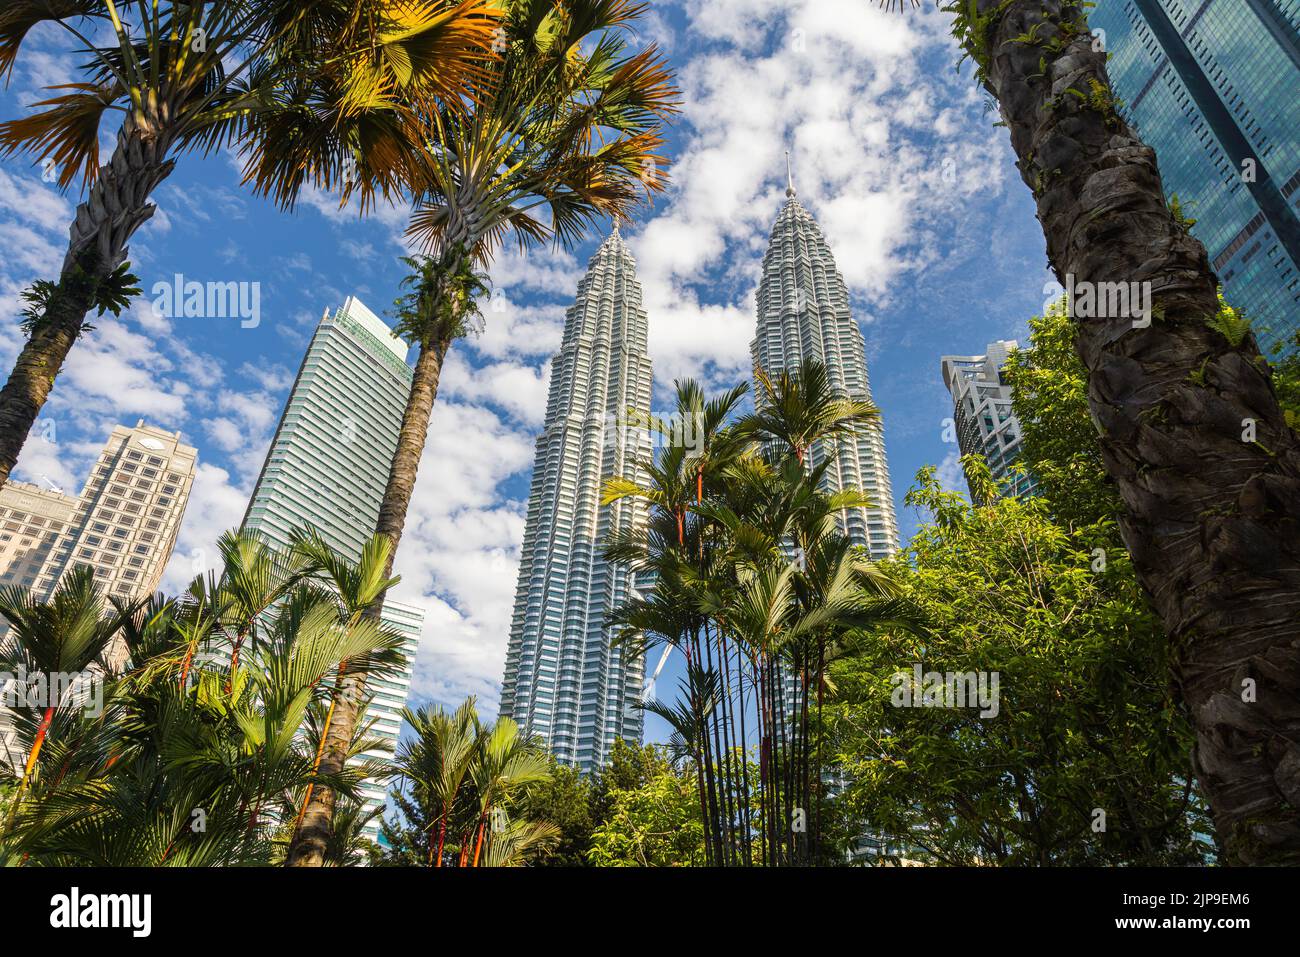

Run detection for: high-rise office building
[[940, 341, 1036, 502], [751, 166, 899, 558], [241, 297, 424, 843], [1090, 0, 1300, 352], [0, 481, 79, 592], [499, 228, 652, 772]]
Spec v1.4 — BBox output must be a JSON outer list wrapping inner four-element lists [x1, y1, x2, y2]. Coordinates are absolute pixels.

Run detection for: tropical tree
[[383, 696, 558, 867], [586, 742, 706, 867], [876, 0, 1300, 863], [0, 566, 135, 833], [290, 0, 680, 865], [605, 362, 923, 865], [508, 752, 594, 865], [828, 462, 1212, 865], [0, 529, 404, 866], [0, 0, 500, 492], [393, 698, 481, 865]]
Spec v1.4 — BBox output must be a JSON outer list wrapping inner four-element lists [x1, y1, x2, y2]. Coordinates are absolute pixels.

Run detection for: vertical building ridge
[[751, 192, 899, 558], [500, 230, 652, 772]]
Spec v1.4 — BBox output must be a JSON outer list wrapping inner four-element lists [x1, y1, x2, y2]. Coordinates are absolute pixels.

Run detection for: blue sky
[[0, 1, 1056, 741]]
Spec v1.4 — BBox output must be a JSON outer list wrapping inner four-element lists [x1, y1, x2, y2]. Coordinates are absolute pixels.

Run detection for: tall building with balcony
[[1089, 0, 1300, 352], [241, 297, 424, 843], [751, 166, 899, 558], [941, 341, 1036, 503], [499, 228, 652, 772]]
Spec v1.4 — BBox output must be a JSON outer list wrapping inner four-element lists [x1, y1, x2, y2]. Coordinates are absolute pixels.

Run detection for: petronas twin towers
[[500, 174, 898, 771]]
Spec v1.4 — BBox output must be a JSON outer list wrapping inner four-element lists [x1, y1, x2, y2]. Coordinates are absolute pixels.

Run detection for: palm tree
[[289, 0, 680, 866], [0, 565, 135, 833], [750, 357, 879, 466], [390, 697, 556, 866], [605, 362, 924, 865], [0, 528, 404, 866], [887, 0, 1300, 864], [465, 715, 550, 865], [0, 0, 500, 491], [396, 698, 481, 865]]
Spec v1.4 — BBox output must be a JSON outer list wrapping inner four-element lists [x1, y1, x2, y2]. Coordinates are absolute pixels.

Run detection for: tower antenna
[[785, 149, 797, 198]]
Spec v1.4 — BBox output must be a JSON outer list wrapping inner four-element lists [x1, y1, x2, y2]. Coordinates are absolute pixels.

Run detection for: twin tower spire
[[499, 159, 898, 771]]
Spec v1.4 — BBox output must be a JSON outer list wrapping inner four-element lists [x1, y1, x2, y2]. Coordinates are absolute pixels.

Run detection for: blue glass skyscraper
[[1090, 0, 1300, 352]]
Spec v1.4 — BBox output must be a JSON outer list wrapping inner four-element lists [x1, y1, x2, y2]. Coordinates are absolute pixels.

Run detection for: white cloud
[[441, 351, 550, 427], [160, 462, 252, 592], [388, 400, 535, 712]]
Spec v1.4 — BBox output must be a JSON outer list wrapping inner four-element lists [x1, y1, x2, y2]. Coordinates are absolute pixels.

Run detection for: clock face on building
[[138, 437, 166, 451]]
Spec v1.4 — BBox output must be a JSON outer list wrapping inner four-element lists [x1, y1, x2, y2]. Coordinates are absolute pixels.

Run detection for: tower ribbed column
[[751, 192, 899, 559], [500, 231, 652, 771]]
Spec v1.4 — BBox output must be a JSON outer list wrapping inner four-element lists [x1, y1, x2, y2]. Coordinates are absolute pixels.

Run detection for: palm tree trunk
[[287, 334, 453, 867], [0, 111, 174, 492], [968, 0, 1300, 864]]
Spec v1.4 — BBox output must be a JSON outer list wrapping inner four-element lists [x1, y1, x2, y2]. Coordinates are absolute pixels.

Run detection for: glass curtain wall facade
[[1091, 0, 1300, 351], [241, 297, 423, 843]]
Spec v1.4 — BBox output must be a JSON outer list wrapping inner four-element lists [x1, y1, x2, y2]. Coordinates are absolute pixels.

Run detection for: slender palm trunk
[[970, 0, 1300, 864], [0, 111, 175, 492], [287, 335, 452, 866], [4, 705, 54, 832]]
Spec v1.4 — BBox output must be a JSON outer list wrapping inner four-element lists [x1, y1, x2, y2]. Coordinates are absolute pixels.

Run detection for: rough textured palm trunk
[[288, 335, 452, 867], [969, 0, 1300, 863], [0, 111, 174, 491]]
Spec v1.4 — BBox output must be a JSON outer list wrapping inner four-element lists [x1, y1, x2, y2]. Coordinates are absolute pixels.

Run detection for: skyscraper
[[751, 165, 899, 558], [941, 341, 1036, 502], [499, 228, 652, 772], [241, 297, 424, 843], [1090, 0, 1300, 351], [26, 422, 196, 615]]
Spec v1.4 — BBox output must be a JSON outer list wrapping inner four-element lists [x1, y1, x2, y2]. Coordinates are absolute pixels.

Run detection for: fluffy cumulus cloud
[[388, 401, 535, 714], [623, 0, 1007, 390]]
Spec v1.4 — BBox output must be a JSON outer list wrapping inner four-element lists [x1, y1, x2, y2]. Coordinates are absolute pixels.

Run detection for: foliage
[[1270, 333, 1300, 431], [405, 0, 680, 260], [826, 304, 1213, 865], [509, 753, 595, 866], [1003, 298, 1117, 532], [605, 361, 923, 865], [18, 262, 140, 338], [827, 465, 1211, 864], [379, 697, 557, 867], [390, 248, 490, 349], [0, 1, 499, 206], [586, 742, 706, 867], [0, 529, 404, 866]]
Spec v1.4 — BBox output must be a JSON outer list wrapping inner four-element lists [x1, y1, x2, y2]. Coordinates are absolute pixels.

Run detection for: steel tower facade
[[751, 172, 899, 559], [500, 229, 652, 772]]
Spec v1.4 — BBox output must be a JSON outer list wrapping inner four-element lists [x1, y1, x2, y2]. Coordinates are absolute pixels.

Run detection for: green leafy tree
[[587, 743, 706, 867], [1269, 333, 1300, 429], [510, 754, 594, 866], [828, 463, 1211, 865]]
